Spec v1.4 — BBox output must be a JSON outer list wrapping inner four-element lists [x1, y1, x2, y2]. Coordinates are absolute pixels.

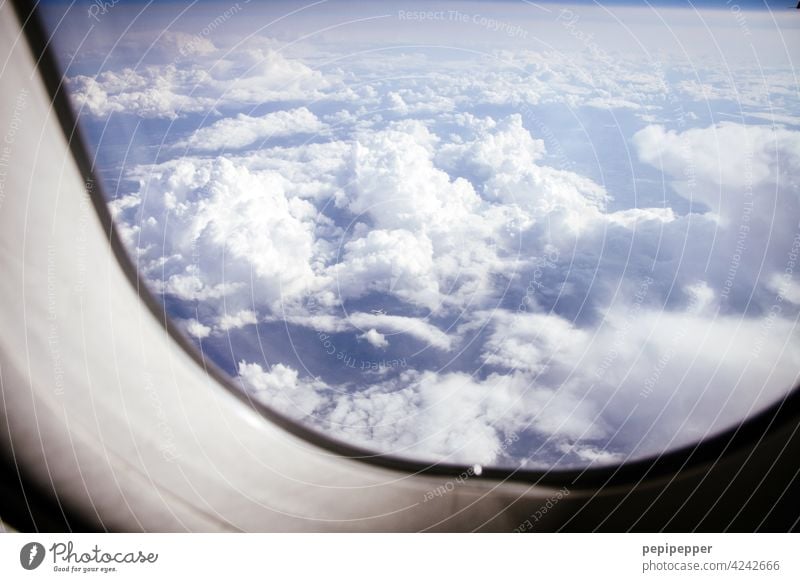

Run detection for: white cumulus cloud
[[176, 107, 326, 152]]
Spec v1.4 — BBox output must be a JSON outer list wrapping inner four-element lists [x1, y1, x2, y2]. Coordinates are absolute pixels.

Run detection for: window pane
[[40, 0, 800, 470]]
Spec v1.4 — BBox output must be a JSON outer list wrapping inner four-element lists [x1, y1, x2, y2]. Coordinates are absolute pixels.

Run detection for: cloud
[[359, 329, 389, 349], [69, 68, 218, 119], [473, 284, 800, 460], [335, 115, 614, 317], [480, 311, 588, 375], [633, 121, 800, 312], [69, 46, 332, 119], [632, 122, 800, 195], [347, 120, 482, 232], [150, 267, 243, 301], [176, 107, 326, 152], [238, 362, 326, 418], [239, 276, 800, 465], [237, 361, 604, 465], [768, 273, 800, 306], [217, 309, 258, 332], [437, 113, 607, 232], [348, 312, 453, 351], [330, 229, 440, 311], [277, 311, 454, 351], [128, 156, 322, 312], [558, 443, 624, 465], [184, 319, 211, 339]]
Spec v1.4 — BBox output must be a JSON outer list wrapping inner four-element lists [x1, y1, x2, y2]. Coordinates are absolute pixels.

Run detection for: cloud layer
[[66, 3, 800, 469]]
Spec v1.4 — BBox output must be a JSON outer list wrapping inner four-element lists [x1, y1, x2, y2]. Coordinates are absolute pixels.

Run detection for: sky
[[40, 0, 800, 469]]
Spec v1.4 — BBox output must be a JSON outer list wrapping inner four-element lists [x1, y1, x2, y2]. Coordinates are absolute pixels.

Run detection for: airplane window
[[36, 0, 800, 471]]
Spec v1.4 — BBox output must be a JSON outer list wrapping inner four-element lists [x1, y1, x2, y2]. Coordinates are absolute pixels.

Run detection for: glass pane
[[39, 0, 800, 469]]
